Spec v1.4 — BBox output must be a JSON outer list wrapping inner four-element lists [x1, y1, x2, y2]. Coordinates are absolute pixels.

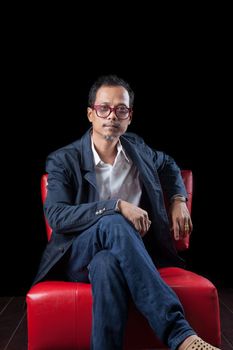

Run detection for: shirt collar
[[91, 137, 130, 166]]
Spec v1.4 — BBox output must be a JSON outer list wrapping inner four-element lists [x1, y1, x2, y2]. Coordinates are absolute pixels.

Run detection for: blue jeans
[[66, 214, 195, 350]]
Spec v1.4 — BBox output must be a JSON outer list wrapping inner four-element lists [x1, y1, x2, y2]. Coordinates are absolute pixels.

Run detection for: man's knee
[[88, 250, 119, 278], [99, 213, 127, 228], [98, 213, 141, 241]]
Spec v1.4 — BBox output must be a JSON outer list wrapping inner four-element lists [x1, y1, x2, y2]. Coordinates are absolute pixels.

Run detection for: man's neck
[[92, 133, 119, 165]]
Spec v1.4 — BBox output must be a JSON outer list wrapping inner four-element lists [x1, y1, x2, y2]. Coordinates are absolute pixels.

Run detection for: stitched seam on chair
[[75, 284, 79, 349]]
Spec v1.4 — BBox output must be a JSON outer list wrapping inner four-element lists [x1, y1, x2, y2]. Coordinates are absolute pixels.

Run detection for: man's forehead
[[95, 86, 130, 102]]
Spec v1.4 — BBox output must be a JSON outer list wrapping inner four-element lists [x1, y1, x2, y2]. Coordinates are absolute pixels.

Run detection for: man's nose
[[107, 110, 118, 119]]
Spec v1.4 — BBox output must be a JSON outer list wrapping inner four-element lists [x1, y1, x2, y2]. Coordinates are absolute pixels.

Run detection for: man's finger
[[174, 221, 180, 240]]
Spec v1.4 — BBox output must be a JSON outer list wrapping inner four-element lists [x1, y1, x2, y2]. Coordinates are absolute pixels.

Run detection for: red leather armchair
[[27, 170, 221, 350]]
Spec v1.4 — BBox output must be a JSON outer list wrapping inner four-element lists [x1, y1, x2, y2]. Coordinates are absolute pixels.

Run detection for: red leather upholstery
[[27, 170, 221, 349], [27, 282, 92, 350]]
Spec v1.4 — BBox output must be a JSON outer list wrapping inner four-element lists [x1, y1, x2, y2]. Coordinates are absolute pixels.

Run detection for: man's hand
[[169, 200, 193, 240], [118, 200, 151, 237]]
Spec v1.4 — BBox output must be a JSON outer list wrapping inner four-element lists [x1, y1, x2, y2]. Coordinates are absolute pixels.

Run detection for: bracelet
[[171, 196, 187, 203]]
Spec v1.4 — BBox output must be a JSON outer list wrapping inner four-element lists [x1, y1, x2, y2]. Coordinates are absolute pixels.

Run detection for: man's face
[[87, 85, 132, 141]]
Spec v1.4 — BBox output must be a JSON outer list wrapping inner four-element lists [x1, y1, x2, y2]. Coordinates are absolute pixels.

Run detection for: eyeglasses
[[92, 104, 132, 120]]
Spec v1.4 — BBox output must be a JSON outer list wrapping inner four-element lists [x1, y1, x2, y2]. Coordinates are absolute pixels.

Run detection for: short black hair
[[88, 74, 134, 107]]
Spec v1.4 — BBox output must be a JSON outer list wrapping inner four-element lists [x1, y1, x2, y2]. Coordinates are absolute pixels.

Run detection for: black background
[[1, 13, 232, 295]]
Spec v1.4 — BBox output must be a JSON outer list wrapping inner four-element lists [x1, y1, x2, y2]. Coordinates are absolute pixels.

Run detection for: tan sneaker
[[184, 336, 220, 350]]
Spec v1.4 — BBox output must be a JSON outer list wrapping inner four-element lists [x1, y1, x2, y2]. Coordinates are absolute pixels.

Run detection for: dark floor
[[0, 289, 232, 350]]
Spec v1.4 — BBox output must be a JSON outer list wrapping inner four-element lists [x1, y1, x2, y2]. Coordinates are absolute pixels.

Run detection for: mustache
[[102, 122, 120, 128]]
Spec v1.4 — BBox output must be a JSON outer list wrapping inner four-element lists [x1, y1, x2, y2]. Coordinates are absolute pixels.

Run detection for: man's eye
[[117, 107, 128, 112], [99, 106, 109, 112]]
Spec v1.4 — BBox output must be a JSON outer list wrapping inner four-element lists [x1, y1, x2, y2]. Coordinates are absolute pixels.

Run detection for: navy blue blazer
[[33, 129, 187, 285]]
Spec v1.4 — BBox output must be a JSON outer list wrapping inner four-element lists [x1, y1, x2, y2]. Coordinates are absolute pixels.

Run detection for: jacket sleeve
[[44, 153, 118, 234], [152, 150, 188, 201]]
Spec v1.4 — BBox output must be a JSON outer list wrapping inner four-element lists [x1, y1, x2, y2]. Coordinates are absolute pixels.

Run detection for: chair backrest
[[41, 170, 193, 251]]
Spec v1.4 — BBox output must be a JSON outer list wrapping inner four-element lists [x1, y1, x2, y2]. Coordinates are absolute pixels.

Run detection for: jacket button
[[59, 247, 65, 254]]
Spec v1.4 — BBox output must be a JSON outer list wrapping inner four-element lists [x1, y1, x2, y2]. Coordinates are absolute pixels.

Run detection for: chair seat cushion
[[27, 267, 221, 350]]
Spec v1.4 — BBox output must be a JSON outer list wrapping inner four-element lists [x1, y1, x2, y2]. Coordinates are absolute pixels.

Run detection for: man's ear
[[128, 111, 133, 125], [87, 107, 93, 123]]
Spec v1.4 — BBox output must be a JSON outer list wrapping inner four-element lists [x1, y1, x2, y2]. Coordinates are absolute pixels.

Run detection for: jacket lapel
[[77, 129, 99, 197], [121, 135, 169, 225], [121, 136, 160, 191]]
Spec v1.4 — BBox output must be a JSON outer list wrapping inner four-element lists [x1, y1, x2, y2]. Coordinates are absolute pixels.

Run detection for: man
[[33, 75, 219, 350]]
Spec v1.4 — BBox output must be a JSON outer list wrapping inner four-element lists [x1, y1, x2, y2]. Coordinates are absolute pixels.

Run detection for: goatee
[[104, 135, 115, 142]]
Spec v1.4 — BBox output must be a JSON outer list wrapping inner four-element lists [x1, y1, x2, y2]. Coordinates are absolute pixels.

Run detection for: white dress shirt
[[91, 139, 142, 206]]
